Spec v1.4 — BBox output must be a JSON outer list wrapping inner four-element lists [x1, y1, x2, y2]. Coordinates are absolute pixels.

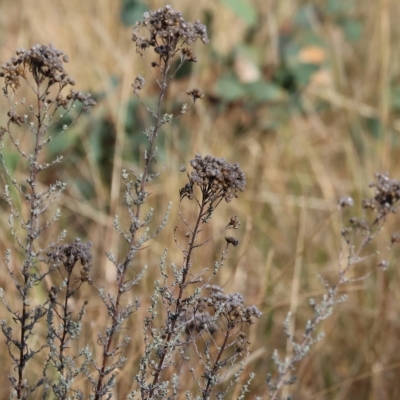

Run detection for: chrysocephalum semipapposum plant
[[0, 44, 95, 399], [266, 172, 400, 400]]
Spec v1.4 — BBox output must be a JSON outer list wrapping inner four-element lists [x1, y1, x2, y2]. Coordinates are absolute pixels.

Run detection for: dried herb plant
[[88, 7, 261, 399], [132, 153, 261, 399], [0, 5, 397, 400], [0, 44, 94, 399], [266, 173, 400, 400]]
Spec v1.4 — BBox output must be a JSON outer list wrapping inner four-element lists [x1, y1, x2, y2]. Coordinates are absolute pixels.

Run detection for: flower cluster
[[0, 44, 72, 89], [364, 173, 400, 216], [133, 75, 145, 92], [200, 284, 262, 326], [179, 310, 218, 336], [7, 111, 25, 126], [46, 239, 92, 283], [225, 236, 239, 246], [186, 88, 204, 101], [187, 154, 246, 203], [65, 90, 96, 111], [0, 44, 95, 111], [132, 5, 208, 59]]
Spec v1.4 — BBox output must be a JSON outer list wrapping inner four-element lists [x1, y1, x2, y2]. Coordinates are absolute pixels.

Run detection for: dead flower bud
[[133, 75, 145, 92], [225, 236, 239, 247], [391, 232, 400, 244], [227, 215, 240, 229], [186, 88, 204, 100]]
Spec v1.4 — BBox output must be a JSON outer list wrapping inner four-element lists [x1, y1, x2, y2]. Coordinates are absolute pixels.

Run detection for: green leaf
[[220, 0, 257, 26], [0, 151, 18, 175], [327, 0, 355, 13], [215, 73, 246, 102], [391, 87, 400, 111], [366, 117, 382, 139], [295, 5, 316, 28], [291, 63, 320, 86], [47, 131, 77, 156], [245, 81, 286, 102], [283, 42, 301, 65], [120, 0, 148, 26], [338, 18, 363, 41]]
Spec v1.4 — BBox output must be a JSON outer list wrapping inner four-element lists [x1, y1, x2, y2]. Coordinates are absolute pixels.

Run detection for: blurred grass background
[[1, 0, 400, 399]]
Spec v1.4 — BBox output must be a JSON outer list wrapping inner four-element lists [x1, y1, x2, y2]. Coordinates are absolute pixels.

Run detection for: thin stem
[[94, 57, 170, 400], [148, 196, 207, 398], [203, 327, 231, 398], [269, 226, 379, 400], [58, 270, 79, 376], [16, 79, 43, 399]]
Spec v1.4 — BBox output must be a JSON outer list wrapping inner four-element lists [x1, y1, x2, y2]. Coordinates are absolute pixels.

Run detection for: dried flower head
[[179, 310, 218, 336], [132, 5, 208, 59], [391, 232, 400, 244], [181, 47, 197, 62], [186, 88, 204, 101], [1, 44, 72, 89], [133, 75, 145, 92], [227, 215, 240, 229], [46, 239, 92, 283], [188, 154, 246, 203], [0, 44, 96, 111], [202, 284, 262, 326], [67, 90, 96, 112], [367, 173, 400, 217], [225, 236, 239, 247], [7, 111, 25, 126]]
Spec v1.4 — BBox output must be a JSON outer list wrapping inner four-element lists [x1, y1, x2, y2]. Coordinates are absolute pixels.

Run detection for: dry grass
[[1, 0, 400, 399]]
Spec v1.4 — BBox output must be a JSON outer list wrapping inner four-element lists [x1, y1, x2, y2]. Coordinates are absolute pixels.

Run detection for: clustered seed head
[[188, 154, 246, 203], [61, 90, 96, 111], [0, 44, 95, 111], [391, 232, 400, 244], [0, 44, 73, 89], [67, 90, 96, 111], [367, 173, 400, 216], [225, 236, 239, 247], [132, 5, 208, 59], [7, 111, 25, 126], [186, 88, 204, 101], [179, 310, 217, 336], [201, 284, 262, 326], [181, 47, 197, 62], [227, 215, 240, 229], [47, 239, 92, 283], [235, 331, 250, 357], [133, 75, 145, 92]]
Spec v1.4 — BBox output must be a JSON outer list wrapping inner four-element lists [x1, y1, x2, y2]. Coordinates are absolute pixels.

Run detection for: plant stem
[[94, 60, 170, 400], [147, 197, 207, 398], [203, 326, 231, 398], [16, 81, 43, 399]]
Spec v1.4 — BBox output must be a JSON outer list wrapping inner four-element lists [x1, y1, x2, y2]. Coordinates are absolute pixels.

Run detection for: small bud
[[225, 236, 239, 247], [133, 75, 145, 92]]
